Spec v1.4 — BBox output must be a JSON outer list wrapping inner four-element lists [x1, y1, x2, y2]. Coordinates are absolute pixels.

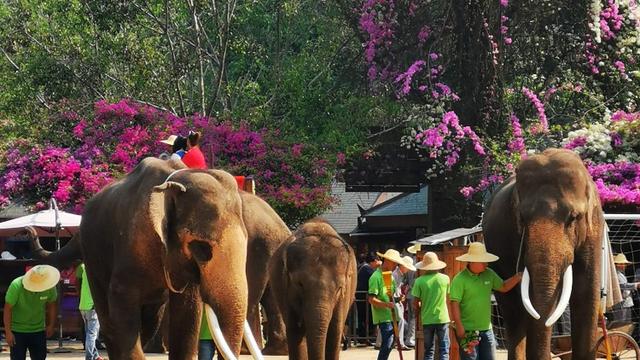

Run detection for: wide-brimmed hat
[[23, 265, 60, 292], [614, 253, 633, 264], [376, 249, 405, 265], [416, 252, 447, 271], [399, 256, 417, 272], [455, 242, 499, 263], [160, 135, 177, 145], [407, 243, 422, 254]]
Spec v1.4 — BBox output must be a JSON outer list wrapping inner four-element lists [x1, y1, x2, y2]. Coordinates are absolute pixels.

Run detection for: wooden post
[[415, 244, 467, 360]]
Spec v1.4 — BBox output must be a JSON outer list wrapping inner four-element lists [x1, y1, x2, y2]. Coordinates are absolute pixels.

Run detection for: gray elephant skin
[[269, 218, 357, 360], [30, 158, 290, 359], [483, 148, 604, 359]]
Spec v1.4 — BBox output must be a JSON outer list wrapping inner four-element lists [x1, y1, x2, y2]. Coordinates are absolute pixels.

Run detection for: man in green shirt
[[450, 242, 522, 360], [198, 306, 215, 360], [411, 252, 450, 360], [76, 263, 102, 360], [3, 265, 59, 360], [369, 249, 403, 360]]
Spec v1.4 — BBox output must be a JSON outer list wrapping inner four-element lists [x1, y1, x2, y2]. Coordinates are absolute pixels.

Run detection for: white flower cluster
[[590, 0, 603, 43], [562, 123, 613, 161], [619, 0, 640, 46]]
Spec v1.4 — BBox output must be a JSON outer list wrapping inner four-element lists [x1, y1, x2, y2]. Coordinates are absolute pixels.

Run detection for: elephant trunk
[[198, 225, 249, 359], [303, 302, 333, 360], [29, 229, 82, 269]]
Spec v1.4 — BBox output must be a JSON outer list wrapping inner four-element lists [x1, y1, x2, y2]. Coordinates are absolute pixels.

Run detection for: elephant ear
[[585, 178, 601, 232], [149, 181, 187, 244]]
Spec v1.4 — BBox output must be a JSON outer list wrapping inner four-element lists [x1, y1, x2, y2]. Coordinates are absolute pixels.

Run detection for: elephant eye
[[188, 240, 213, 262], [565, 211, 580, 226]]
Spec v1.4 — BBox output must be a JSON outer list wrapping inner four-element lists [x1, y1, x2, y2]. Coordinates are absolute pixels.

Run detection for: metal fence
[[344, 290, 377, 347]]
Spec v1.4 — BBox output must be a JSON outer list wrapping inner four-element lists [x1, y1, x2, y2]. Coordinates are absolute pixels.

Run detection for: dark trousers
[[10, 331, 46, 360]]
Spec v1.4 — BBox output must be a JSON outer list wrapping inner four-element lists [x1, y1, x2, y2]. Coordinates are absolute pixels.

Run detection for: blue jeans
[[423, 323, 450, 360], [9, 331, 46, 360], [80, 309, 101, 360], [198, 340, 216, 360], [377, 322, 394, 360], [458, 329, 496, 360]]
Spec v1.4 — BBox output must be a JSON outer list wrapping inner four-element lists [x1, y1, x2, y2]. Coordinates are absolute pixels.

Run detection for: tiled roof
[[321, 182, 382, 234], [364, 185, 428, 217]]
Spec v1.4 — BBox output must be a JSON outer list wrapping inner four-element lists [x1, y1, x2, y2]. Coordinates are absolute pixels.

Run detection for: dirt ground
[[0, 341, 510, 359]]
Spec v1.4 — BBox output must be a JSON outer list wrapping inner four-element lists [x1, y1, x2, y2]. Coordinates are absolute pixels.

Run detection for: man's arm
[[496, 272, 523, 293], [45, 302, 57, 337], [4, 303, 15, 346], [368, 295, 394, 309], [450, 301, 464, 338]]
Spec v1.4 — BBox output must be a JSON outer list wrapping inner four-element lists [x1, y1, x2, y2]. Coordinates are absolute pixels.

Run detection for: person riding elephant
[[29, 158, 262, 360], [483, 148, 606, 359], [269, 218, 357, 360]]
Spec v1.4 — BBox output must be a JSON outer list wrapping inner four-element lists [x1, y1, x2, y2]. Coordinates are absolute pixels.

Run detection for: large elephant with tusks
[[33, 158, 266, 360], [483, 149, 606, 359]]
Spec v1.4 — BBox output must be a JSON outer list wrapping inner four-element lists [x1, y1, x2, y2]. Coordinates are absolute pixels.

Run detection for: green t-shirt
[[5, 276, 58, 333], [450, 268, 503, 331], [200, 306, 212, 340], [411, 272, 450, 325], [76, 264, 94, 311], [368, 268, 396, 324]]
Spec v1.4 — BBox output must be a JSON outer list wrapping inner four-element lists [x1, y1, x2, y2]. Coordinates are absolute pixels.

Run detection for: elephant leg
[[325, 305, 347, 360], [168, 285, 200, 360], [246, 254, 267, 349], [261, 285, 288, 355], [496, 292, 526, 360], [104, 282, 146, 360], [285, 311, 308, 360], [570, 257, 599, 360], [141, 301, 168, 353]]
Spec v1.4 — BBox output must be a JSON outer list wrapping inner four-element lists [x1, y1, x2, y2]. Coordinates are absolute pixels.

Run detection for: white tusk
[[521, 267, 541, 320], [243, 320, 264, 360], [545, 265, 573, 327], [204, 304, 238, 360]]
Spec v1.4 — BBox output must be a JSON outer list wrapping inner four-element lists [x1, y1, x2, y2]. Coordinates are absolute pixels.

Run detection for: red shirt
[[182, 146, 207, 169]]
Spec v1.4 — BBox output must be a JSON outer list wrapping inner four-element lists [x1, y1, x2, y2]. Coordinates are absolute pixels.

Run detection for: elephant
[[483, 148, 605, 359], [269, 218, 357, 360], [29, 157, 283, 360]]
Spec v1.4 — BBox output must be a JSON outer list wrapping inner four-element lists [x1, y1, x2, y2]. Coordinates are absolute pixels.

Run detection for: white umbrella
[[0, 198, 81, 237]]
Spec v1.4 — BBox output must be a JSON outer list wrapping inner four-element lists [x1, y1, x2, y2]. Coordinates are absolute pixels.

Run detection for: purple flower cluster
[[522, 87, 549, 134], [600, 0, 624, 41], [611, 110, 640, 122], [0, 100, 336, 225], [507, 114, 526, 156], [415, 111, 486, 170], [359, 0, 397, 81], [588, 162, 640, 206], [395, 60, 426, 95]]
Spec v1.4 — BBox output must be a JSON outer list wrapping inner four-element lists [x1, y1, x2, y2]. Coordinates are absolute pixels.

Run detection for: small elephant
[[269, 218, 357, 360], [483, 149, 605, 359]]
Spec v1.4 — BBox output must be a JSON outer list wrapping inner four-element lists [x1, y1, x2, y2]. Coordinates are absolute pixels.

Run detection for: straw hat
[[376, 249, 405, 265], [614, 253, 633, 264], [455, 242, 499, 263], [415, 252, 447, 271], [160, 135, 177, 145], [23, 265, 60, 292], [400, 255, 417, 272], [407, 243, 421, 254]]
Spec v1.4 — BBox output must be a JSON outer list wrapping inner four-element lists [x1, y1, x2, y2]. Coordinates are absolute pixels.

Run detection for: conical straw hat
[[614, 253, 632, 264], [455, 242, 499, 263], [23, 265, 60, 292], [376, 249, 404, 265], [415, 252, 447, 271]]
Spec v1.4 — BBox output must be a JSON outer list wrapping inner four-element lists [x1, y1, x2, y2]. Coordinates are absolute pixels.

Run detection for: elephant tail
[[29, 227, 82, 268]]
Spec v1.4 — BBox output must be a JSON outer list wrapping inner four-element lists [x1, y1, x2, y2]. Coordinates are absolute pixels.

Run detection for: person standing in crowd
[[369, 249, 403, 360], [450, 242, 522, 360], [412, 252, 450, 360], [392, 256, 416, 350], [404, 243, 423, 348], [76, 263, 102, 360], [612, 253, 639, 323], [4, 265, 59, 360], [182, 131, 207, 169], [356, 252, 381, 344]]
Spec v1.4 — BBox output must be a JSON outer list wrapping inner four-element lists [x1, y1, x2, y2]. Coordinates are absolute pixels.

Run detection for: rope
[[515, 229, 525, 273]]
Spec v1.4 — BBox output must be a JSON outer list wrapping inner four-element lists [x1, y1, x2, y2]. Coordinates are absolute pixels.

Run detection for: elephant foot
[[262, 341, 288, 355], [142, 337, 167, 354]]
